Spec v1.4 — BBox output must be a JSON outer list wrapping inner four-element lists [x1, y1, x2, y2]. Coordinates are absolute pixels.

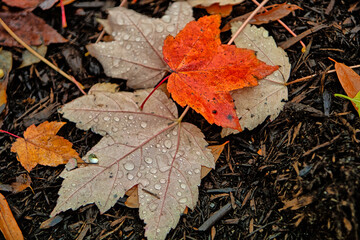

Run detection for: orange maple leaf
[[11, 121, 80, 172], [163, 15, 278, 131]]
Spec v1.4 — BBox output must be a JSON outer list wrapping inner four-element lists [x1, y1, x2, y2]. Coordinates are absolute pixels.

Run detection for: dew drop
[[154, 184, 161, 190], [140, 178, 150, 187], [123, 34, 130, 40], [262, 31, 269, 38], [177, 191, 182, 197], [179, 197, 187, 203], [187, 170, 192, 175], [162, 149, 167, 153], [196, 151, 201, 155], [149, 203, 159, 211], [71, 183, 76, 187], [162, 15, 171, 23], [156, 229, 161, 233], [194, 168, 200, 174], [88, 115, 93, 119], [126, 44, 132, 50], [93, 118, 99, 123], [172, 130, 177, 136], [158, 46, 162, 51], [180, 183, 186, 189], [141, 122, 147, 128], [129, 115, 134, 120], [127, 173, 134, 180], [124, 162, 135, 171], [139, 194, 144, 199], [112, 127, 118, 132], [166, 25, 175, 32], [137, 172, 142, 177], [160, 178, 166, 184], [164, 140, 172, 149], [145, 157, 153, 164], [114, 117, 120, 121], [155, 25, 164, 33], [150, 168, 157, 174], [135, 37, 141, 41]]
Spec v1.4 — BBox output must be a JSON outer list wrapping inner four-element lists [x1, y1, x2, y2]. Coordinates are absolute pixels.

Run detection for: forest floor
[[0, 0, 359, 239]]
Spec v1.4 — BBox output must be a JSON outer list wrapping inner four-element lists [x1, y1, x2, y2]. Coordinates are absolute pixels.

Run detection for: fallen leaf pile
[[11, 121, 80, 172], [221, 21, 290, 136], [163, 15, 278, 130], [52, 84, 215, 240]]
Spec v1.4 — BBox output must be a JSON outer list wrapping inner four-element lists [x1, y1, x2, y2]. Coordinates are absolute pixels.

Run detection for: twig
[[303, 134, 341, 156], [228, 0, 269, 45], [250, 0, 306, 49], [0, 18, 86, 95], [286, 64, 360, 86], [0, 130, 21, 138], [198, 203, 232, 231]]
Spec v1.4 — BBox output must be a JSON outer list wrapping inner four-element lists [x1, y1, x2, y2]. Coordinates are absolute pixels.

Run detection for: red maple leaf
[[163, 15, 278, 130]]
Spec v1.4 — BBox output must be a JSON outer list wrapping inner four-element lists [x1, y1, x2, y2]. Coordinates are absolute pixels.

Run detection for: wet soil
[[0, 0, 359, 239]]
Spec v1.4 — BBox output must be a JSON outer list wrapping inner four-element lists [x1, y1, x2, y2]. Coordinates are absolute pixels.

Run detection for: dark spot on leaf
[[212, 110, 217, 114], [227, 115, 233, 120]]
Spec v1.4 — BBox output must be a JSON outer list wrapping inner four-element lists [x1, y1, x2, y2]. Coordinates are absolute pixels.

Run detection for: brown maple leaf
[[87, 2, 193, 89], [52, 84, 214, 240], [11, 121, 80, 172], [163, 15, 278, 131]]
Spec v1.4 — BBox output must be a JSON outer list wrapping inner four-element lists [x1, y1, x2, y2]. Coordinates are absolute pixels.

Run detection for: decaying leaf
[[52, 84, 214, 240], [11, 121, 81, 172], [199, 4, 234, 17], [221, 22, 290, 136], [187, 0, 244, 7], [332, 59, 360, 111], [2, 0, 44, 9], [0, 11, 67, 48], [0, 174, 32, 193], [201, 141, 229, 178], [222, 3, 302, 31], [0, 49, 12, 119], [87, 2, 194, 89], [19, 45, 47, 69], [0, 193, 24, 240]]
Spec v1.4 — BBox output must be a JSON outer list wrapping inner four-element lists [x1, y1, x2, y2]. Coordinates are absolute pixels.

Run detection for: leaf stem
[[60, 0, 67, 28], [334, 94, 360, 104], [177, 106, 190, 123], [228, 0, 269, 45], [140, 75, 170, 110], [0, 18, 86, 95], [0, 130, 21, 138]]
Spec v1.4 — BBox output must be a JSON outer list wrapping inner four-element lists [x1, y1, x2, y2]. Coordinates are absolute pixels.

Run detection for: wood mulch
[[0, 0, 359, 239]]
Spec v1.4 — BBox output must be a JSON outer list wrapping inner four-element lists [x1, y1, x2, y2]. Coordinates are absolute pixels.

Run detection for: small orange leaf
[[201, 4, 233, 17], [0, 193, 24, 240], [11, 121, 80, 172]]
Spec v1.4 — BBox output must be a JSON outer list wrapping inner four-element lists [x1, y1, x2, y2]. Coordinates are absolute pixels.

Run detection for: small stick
[[228, 0, 269, 45], [0, 18, 86, 95], [286, 64, 360, 86], [250, 0, 306, 49], [198, 203, 232, 231]]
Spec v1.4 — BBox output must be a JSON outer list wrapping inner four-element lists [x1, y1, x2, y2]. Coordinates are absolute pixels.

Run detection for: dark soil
[[1, 0, 360, 239]]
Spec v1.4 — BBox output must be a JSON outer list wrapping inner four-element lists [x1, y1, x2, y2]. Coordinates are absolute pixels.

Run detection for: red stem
[[140, 75, 170, 110], [0, 129, 21, 138], [60, 0, 67, 28]]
